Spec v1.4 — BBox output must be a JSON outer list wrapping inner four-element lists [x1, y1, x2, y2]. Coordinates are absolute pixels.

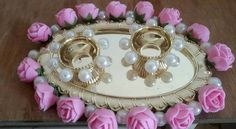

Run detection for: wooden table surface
[[1, 0, 236, 127]]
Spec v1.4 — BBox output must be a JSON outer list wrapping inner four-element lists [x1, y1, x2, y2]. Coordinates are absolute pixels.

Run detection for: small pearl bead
[[49, 42, 60, 53], [34, 76, 47, 86], [146, 18, 158, 27], [51, 24, 60, 33], [127, 70, 138, 81], [116, 110, 128, 124], [188, 101, 202, 116], [59, 68, 73, 82], [98, 11, 106, 20], [124, 51, 138, 65], [78, 69, 92, 82], [208, 77, 222, 87], [101, 73, 112, 83], [84, 104, 96, 118], [164, 54, 180, 67], [75, 26, 84, 33], [28, 49, 39, 60], [95, 56, 112, 68], [164, 24, 175, 35], [144, 75, 156, 87], [98, 38, 109, 50], [64, 31, 76, 39], [119, 37, 130, 50], [173, 37, 184, 51], [82, 28, 94, 38], [47, 58, 59, 70], [144, 60, 159, 74], [129, 23, 140, 34], [161, 72, 173, 83], [126, 17, 134, 25], [121, 57, 131, 67], [176, 23, 187, 34], [200, 42, 212, 52], [126, 11, 134, 18], [155, 112, 167, 127]]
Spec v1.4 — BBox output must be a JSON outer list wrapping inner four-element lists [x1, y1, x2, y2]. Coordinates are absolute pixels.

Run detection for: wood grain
[[0, 0, 236, 126]]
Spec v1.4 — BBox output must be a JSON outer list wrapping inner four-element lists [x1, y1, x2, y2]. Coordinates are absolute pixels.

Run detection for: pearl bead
[[144, 75, 156, 87], [129, 23, 140, 34], [49, 42, 60, 53], [173, 37, 184, 51], [164, 24, 175, 35], [98, 11, 106, 20], [188, 101, 202, 116], [51, 24, 60, 33], [127, 70, 138, 81], [119, 37, 130, 50], [34, 76, 47, 86], [164, 54, 180, 67], [155, 112, 167, 127], [47, 58, 59, 70], [78, 69, 92, 82], [82, 28, 94, 38], [126, 17, 134, 25], [64, 31, 76, 39], [101, 73, 112, 83], [208, 77, 222, 87], [84, 104, 96, 118], [176, 23, 187, 34], [121, 57, 131, 67], [95, 56, 112, 68], [28, 49, 39, 60], [98, 38, 109, 50], [126, 11, 134, 18], [75, 26, 84, 33], [146, 18, 158, 27], [161, 72, 173, 83], [200, 42, 212, 52], [124, 51, 138, 65], [59, 68, 73, 82], [116, 110, 128, 124], [145, 60, 159, 74]]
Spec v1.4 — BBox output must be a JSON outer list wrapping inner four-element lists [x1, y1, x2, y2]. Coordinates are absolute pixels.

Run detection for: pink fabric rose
[[187, 23, 210, 43], [127, 106, 158, 129], [57, 97, 85, 123], [198, 84, 226, 113], [159, 8, 182, 26], [17, 57, 41, 82], [207, 43, 235, 71], [106, 1, 127, 18], [55, 8, 78, 28], [165, 103, 195, 129], [88, 108, 118, 129], [27, 22, 52, 43], [34, 82, 58, 111], [75, 3, 99, 21], [135, 1, 154, 22]]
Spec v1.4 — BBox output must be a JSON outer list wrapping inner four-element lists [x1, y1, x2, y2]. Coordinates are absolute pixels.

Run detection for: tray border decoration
[[17, 1, 234, 129]]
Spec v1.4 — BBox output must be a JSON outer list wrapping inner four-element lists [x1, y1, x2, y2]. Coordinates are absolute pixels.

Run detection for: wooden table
[[1, 0, 236, 128]]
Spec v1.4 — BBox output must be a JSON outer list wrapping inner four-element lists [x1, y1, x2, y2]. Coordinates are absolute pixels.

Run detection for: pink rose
[[57, 97, 85, 123], [127, 106, 158, 129], [75, 3, 99, 21], [187, 23, 210, 43], [34, 82, 58, 111], [106, 1, 127, 18], [159, 8, 182, 26], [27, 22, 52, 43], [207, 43, 235, 71], [88, 108, 118, 129], [17, 57, 41, 82], [135, 1, 154, 22], [165, 103, 195, 129], [198, 84, 226, 113], [55, 8, 78, 28]]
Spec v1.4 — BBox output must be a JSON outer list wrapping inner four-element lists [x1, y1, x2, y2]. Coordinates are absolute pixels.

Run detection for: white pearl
[[176, 23, 187, 34], [144, 60, 159, 74], [126, 11, 134, 18], [34, 76, 47, 86], [28, 49, 39, 60], [47, 58, 59, 70], [164, 24, 175, 35], [49, 42, 60, 53], [101, 73, 112, 83], [146, 18, 158, 27], [188, 101, 202, 116], [119, 37, 130, 50], [155, 112, 167, 127], [51, 24, 60, 33], [127, 70, 138, 81], [75, 25, 85, 33], [161, 72, 173, 83], [121, 57, 131, 67], [64, 31, 76, 39], [84, 104, 96, 118], [164, 54, 180, 67], [59, 68, 73, 82], [126, 17, 134, 25], [98, 11, 106, 20], [208, 77, 222, 87], [124, 51, 138, 65], [173, 37, 184, 51], [98, 38, 109, 50], [116, 110, 128, 124], [82, 28, 94, 38], [78, 69, 92, 82], [95, 56, 112, 68], [200, 42, 212, 52], [129, 23, 141, 34], [144, 75, 156, 87]]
